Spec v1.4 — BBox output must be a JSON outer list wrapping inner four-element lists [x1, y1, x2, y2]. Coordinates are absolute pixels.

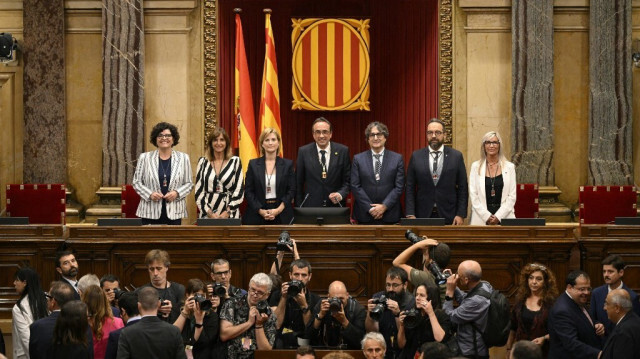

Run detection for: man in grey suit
[[117, 286, 186, 359], [351, 122, 404, 224], [406, 118, 468, 225], [296, 117, 351, 207]]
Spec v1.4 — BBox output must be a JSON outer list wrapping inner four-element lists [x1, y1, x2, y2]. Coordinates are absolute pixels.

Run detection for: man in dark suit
[[548, 270, 603, 359], [55, 249, 81, 299], [296, 117, 350, 207], [405, 118, 468, 225], [117, 286, 186, 359], [601, 289, 640, 359], [104, 292, 140, 359], [29, 281, 88, 359], [351, 122, 404, 224], [590, 254, 640, 343]]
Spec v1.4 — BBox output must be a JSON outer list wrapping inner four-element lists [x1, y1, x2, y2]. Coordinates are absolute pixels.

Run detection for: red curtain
[[218, 0, 439, 163]]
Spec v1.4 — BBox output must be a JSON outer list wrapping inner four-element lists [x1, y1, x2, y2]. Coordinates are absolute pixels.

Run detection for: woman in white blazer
[[468, 131, 517, 225], [12, 267, 49, 359], [133, 122, 194, 224]]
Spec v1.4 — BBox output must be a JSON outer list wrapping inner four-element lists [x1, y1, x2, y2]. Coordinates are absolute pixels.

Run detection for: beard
[[429, 138, 443, 150], [62, 267, 78, 278]]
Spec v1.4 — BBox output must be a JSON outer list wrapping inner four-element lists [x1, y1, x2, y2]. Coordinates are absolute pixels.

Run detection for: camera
[[159, 298, 170, 307], [193, 293, 212, 311], [369, 295, 388, 322], [256, 300, 272, 316], [211, 282, 227, 297], [277, 230, 293, 251], [328, 297, 342, 313], [405, 229, 423, 244], [403, 308, 424, 329], [112, 288, 125, 300], [428, 261, 450, 285], [287, 280, 305, 298]]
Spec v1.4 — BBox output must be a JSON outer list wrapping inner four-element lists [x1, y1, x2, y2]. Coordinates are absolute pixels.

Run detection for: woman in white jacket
[[12, 267, 49, 359], [468, 131, 517, 225]]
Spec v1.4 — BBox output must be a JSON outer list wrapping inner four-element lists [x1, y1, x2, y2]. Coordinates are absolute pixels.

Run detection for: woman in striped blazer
[[194, 127, 244, 218], [132, 122, 194, 224]]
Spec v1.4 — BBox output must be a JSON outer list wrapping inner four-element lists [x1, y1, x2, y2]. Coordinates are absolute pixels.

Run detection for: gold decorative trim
[[203, 0, 218, 142], [439, 0, 453, 145]]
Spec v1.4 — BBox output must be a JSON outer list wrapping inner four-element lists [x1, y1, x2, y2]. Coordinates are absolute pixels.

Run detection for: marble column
[[588, 0, 633, 185], [22, 0, 66, 183], [510, 0, 554, 186], [101, 0, 145, 186]]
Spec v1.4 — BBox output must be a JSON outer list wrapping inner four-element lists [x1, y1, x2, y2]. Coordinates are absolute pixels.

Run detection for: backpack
[[469, 284, 511, 348]]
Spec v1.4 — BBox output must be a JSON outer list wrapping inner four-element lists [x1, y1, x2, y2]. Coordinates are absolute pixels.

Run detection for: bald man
[[443, 260, 493, 359], [601, 289, 640, 359], [306, 281, 366, 349]]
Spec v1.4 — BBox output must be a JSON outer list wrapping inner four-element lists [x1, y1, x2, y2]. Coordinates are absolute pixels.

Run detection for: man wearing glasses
[[296, 117, 351, 207], [351, 122, 405, 224], [406, 118, 468, 225], [548, 270, 603, 359], [364, 266, 414, 358], [209, 258, 247, 309], [219, 272, 277, 358]]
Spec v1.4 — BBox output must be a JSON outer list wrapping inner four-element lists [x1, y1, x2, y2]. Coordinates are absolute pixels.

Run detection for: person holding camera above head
[[269, 259, 320, 348], [396, 283, 452, 359], [209, 258, 247, 312], [365, 266, 415, 359], [138, 249, 185, 324], [219, 272, 277, 358], [392, 233, 451, 303], [306, 280, 366, 350], [243, 127, 296, 225], [173, 279, 219, 359]]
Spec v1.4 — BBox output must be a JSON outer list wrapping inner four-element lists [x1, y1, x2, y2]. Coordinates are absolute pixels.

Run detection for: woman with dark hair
[[133, 121, 194, 225], [397, 283, 452, 359], [82, 285, 123, 359], [12, 267, 48, 359], [505, 263, 558, 357], [243, 128, 295, 225], [51, 300, 93, 358], [195, 127, 244, 219], [173, 279, 219, 359]]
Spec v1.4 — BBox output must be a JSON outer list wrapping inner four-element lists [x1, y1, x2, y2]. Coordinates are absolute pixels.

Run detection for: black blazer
[[590, 283, 640, 343], [243, 156, 296, 225], [104, 318, 140, 359], [601, 311, 640, 359], [350, 149, 404, 224], [548, 292, 601, 359], [30, 312, 94, 359], [117, 316, 186, 359], [405, 146, 468, 224], [296, 142, 351, 207]]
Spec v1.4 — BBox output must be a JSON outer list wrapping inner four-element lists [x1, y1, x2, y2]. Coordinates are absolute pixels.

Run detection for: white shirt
[[608, 281, 623, 292], [316, 143, 331, 171], [264, 172, 277, 199], [428, 144, 444, 172]]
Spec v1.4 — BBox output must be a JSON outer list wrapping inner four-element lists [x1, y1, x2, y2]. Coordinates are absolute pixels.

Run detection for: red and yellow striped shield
[[292, 18, 370, 111]]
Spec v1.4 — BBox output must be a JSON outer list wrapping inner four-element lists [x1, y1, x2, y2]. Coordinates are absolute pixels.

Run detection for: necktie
[[373, 153, 382, 180], [320, 150, 327, 168], [432, 151, 441, 174], [581, 306, 594, 326]]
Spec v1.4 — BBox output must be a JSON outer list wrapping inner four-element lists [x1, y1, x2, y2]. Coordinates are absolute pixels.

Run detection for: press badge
[[282, 327, 293, 334], [242, 337, 253, 350]]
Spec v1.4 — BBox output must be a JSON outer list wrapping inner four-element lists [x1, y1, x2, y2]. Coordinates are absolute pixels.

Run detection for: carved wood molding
[[202, 0, 218, 143], [439, 0, 453, 145]]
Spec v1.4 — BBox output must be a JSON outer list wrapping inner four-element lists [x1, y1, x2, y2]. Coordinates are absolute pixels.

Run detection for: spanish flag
[[234, 10, 258, 173], [258, 9, 283, 156]]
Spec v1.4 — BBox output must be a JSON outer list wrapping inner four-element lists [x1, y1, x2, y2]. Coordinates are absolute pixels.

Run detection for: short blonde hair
[[258, 128, 282, 156]]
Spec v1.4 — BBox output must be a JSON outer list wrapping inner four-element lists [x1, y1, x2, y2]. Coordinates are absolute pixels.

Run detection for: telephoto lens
[[369, 295, 388, 322], [405, 229, 423, 244]]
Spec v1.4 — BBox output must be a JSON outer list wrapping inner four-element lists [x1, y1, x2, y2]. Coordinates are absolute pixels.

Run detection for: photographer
[[208, 258, 246, 312], [397, 283, 452, 359], [392, 233, 451, 303], [269, 259, 320, 348], [365, 267, 415, 359], [219, 272, 277, 358], [306, 281, 366, 350], [138, 249, 185, 323], [100, 274, 122, 317], [173, 279, 219, 359]]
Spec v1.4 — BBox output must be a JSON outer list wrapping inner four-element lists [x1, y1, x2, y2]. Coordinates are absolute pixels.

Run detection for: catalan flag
[[234, 11, 258, 173], [258, 9, 283, 156]]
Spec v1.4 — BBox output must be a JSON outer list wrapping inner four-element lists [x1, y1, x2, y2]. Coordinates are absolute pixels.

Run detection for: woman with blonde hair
[[82, 285, 123, 359], [468, 131, 517, 225], [195, 127, 244, 219], [242, 127, 295, 225]]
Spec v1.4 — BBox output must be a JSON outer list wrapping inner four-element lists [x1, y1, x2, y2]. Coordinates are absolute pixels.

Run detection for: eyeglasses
[[368, 132, 385, 139], [213, 270, 230, 277], [313, 130, 331, 136], [484, 141, 500, 146], [385, 282, 403, 289], [427, 131, 443, 137], [248, 287, 267, 297], [157, 134, 173, 139]]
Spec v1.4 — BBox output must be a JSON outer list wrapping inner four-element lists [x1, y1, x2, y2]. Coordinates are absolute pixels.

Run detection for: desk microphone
[[289, 193, 310, 225]]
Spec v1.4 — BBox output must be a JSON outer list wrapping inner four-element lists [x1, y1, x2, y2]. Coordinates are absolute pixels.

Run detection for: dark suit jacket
[[590, 283, 640, 342], [30, 311, 94, 359], [350, 149, 404, 224], [296, 142, 350, 207], [548, 292, 601, 359], [601, 311, 640, 359], [405, 146, 468, 224], [104, 318, 140, 359], [116, 316, 186, 359], [243, 156, 296, 225]]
